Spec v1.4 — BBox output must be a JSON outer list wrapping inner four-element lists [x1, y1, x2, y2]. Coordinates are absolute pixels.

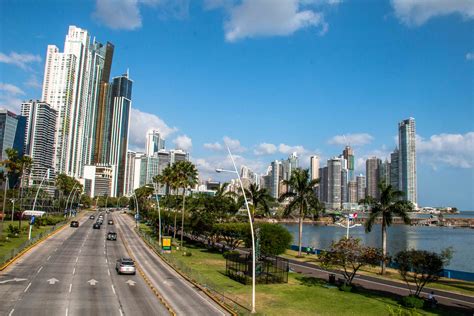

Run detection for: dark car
[[70, 221, 79, 228], [107, 231, 117, 241], [93, 223, 101, 229], [89, 215, 95, 220], [116, 258, 136, 275], [108, 220, 114, 225]]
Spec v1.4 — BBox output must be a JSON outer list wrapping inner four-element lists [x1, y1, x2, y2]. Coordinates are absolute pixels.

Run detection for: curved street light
[[216, 145, 256, 314]]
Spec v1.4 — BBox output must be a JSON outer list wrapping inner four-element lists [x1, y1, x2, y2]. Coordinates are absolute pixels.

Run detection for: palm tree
[[173, 160, 198, 248], [279, 168, 321, 257], [361, 182, 413, 274], [156, 165, 180, 239], [244, 183, 274, 219]]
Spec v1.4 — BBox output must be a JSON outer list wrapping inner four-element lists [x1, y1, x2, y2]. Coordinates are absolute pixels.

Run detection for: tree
[[320, 237, 384, 286], [252, 223, 292, 256], [156, 165, 180, 240], [394, 248, 452, 297], [279, 168, 321, 257], [361, 182, 413, 274], [173, 160, 198, 248], [244, 183, 274, 218], [214, 222, 249, 250]]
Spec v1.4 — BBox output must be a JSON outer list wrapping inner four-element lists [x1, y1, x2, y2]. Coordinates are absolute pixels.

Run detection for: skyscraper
[[0, 109, 26, 162], [348, 181, 358, 203], [356, 174, 366, 202], [270, 160, 282, 198], [390, 148, 399, 190], [342, 146, 355, 181], [42, 26, 114, 178], [318, 166, 328, 204], [380, 159, 391, 186], [327, 157, 342, 209], [398, 118, 417, 207], [109, 74, 133, 196], [366, 157, 381, 198], [145, 130, 165, 157], [21, 101, 57, 185], [310, 155, 319, 180]]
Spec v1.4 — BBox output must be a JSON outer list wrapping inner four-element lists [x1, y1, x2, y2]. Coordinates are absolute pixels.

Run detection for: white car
[[115, 258, 136, 275]]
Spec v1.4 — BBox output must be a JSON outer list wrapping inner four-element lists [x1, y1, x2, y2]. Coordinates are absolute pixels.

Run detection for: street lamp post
[[335, 214, 361, 239], [133, 193, 139, 229], [30, 169, 50, 240], [153, 183, 162, 246], [65, 183, 78, 218], [10, 199, 15, 223], [216, 146, 257, 314]]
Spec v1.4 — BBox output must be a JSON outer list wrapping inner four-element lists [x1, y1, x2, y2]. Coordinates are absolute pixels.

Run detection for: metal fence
[[0, 222, 65, 267], [137, 230, 252, 314], [226, 253, 289, 285]]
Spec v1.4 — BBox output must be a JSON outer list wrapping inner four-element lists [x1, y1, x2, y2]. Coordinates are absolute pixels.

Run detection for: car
[[93, 223, 101, 229], [108, 220, 114, 225], [89, 215, 95, 220], [116, 258, 136, 275], [107, 231, 117, 241], [70, 221, 79, 227]]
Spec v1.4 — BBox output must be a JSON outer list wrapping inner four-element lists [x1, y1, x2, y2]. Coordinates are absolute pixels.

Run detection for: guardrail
[[137, 230, 251, 314]]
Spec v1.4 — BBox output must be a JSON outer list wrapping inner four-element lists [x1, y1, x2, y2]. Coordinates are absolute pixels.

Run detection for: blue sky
[[0, 0, 473, 209]]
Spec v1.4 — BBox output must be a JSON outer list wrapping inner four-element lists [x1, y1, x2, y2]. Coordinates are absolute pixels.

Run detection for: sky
[[0, 0, 473, 210]]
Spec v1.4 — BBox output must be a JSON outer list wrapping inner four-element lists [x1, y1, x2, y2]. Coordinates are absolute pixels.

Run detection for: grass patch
[[0, 222, 60, 262], [159, 241, 460, 316]]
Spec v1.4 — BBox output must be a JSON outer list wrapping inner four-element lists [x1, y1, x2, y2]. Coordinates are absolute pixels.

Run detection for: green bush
[[244, 223, 293, 256], [182, 251, 192, 257], [400, 295, 424, 309], [7, 224, 20, 237]]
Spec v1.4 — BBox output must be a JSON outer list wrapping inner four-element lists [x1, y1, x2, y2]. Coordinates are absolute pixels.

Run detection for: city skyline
[[0, 1, 473, 209]]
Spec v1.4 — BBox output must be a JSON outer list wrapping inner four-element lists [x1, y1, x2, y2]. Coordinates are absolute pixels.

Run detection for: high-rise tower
[[398, 118, 417, 207]]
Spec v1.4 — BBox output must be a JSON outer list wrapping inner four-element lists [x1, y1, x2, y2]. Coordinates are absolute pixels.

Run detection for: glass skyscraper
[[398, 117, 417, 207]]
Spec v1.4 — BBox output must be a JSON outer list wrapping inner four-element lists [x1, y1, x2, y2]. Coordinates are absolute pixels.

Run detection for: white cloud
[[204, 142, 223, 151], [0, 52, 41, 70], [129, 107, 177, 151], [278, 143, 307, 155], [466, 52, 474, 61], [173, 134, 192, 151], [417, 132, 474, 168], [391, 0, 474, 26], [93, 0, 190, 30], [224, 0, 328, 42], [25, 74, 42, 89], [0, 83, 25, 96], [93, 0, 142, 30], [223, 136, 246, 153], [328, 133, 374, 146], [254, 143, 277, 155]]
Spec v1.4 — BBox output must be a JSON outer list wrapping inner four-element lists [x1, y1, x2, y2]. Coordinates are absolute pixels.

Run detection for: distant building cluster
[[0, 25, 189, 198]]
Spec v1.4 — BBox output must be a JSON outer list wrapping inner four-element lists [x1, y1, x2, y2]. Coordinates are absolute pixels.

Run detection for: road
[[113, 213, 227, 316], [0, 211, 168, 316]]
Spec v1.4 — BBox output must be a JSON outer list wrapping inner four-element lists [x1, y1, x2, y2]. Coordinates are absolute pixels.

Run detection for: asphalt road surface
[[0, 210, 225, 316]]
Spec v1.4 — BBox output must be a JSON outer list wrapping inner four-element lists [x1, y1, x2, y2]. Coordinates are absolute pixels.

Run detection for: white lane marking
[[24, 282, 32, 293], [103, 250, 106, 255], [79, 249, 82, 253], [69, 283, 72, 293], [119, 309, 123, 316], [105, 258, 108, 264], [65, 308, 68, 316], [75, 257, 79, 263], [111, 284, 116, 295], [73, 267, 76, 275], [8, 309, 14, 316], [37, 266, 43, 274], [108, 269, 111, 276], [47, 256, 51, 261]]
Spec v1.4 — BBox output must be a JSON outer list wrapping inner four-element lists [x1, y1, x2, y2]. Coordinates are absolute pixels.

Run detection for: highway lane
[[113, 213, 228, 316], [0, 211, 169, 316]]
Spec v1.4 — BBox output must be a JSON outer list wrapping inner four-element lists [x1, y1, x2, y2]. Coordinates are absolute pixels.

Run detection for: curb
[[119, 224, 176, 316], [0, 212, 86, 271], [135, 227, 239, 316]]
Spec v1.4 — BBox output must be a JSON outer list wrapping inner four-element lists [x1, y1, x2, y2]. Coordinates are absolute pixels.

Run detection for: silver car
[[115, 258, 136, 275]]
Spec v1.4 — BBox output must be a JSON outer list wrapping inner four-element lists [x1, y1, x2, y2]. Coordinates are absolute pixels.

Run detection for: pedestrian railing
[[137, 230, 252, 314], [0, 222, 65, 267]]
